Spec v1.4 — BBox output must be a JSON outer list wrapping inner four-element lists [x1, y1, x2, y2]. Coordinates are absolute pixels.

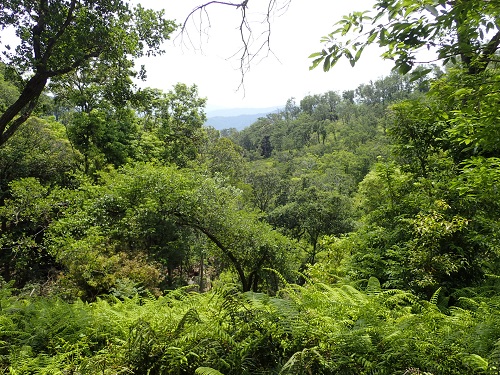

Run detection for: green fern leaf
[[366, 276, 382, 295], [175, 307, 201, 335], [195, 366, 225, 375], [462, 354, 488, 372], [429, 287, 442, 305]]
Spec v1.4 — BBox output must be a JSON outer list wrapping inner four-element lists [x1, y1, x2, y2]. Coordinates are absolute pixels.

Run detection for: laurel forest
[[1, 0, 500, 373]]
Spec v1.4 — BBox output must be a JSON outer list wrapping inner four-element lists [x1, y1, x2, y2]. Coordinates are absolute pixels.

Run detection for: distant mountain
[[206, 106, 282, 117], [204, 106, 283, 131]]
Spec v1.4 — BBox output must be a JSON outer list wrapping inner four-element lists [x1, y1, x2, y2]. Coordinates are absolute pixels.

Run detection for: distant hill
[[204, 106, 283, 130]]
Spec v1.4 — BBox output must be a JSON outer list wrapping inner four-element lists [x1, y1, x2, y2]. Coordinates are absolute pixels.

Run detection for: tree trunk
[[0, 73, 48, 146]]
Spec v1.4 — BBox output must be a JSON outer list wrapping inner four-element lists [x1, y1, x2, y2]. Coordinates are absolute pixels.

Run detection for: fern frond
[[164, 285, 198, 301], [487, 338, 500, 374], [280, 347, 325, 375], [456, 296, 480, 311], [461, 353, 488, 373], [429, 287, 442, 305], [175, 307, 201, 334], [366, 276, 382, 295], [195, 367, 224, 375], [263, 267, 293, 288]]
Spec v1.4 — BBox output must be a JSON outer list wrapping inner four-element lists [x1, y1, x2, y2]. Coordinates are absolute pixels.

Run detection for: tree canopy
[[0, 0, 176, 146]]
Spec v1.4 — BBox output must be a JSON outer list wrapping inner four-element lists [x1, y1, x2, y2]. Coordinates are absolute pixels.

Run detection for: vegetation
[[1, 0, 500, 373]]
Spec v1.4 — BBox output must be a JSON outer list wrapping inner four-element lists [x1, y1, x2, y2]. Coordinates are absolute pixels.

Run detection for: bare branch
[[179, 0, 292, 93], [180, 1, 246, 35]]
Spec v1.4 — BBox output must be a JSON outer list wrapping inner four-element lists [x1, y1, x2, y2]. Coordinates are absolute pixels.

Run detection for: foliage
[[0, 178, 76, 287], [0, 63, 19, 113], [0, 0, 176, 145], [268, 185, 353, 265], [2, 279, 500, 374], [51, 67, 206, 174], [152, 83, 207, 167], [132, 84, 207, 167], [311, 0, 500, 75], [2, 1, 500, 368], [0, 116, 80, 197], [45, 163, 299, 297]]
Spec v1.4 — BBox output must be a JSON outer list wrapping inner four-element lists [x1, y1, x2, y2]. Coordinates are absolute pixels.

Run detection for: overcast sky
[[135, 0, 395, 112]]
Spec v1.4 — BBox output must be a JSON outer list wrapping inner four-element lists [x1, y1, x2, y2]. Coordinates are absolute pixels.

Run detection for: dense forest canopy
[[1, 0, 500, 374]]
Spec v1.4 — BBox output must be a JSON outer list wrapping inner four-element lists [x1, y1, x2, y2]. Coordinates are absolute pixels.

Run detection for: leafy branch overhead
[[310, 0, 500, 76]]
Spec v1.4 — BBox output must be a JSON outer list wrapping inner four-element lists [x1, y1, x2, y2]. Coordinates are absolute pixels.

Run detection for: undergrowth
[[1, 278, 500, 374]]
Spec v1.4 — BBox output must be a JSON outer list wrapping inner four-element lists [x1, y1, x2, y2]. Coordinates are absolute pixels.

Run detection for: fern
[[279, 347, 326, 375], [174, 307, 202, 334], [429, 287, 442, 305], [487, 339, 500, 375], [195, 366, 225, 375], [4, 279, 500, 375], [366, 276, 382, 295], [462, 354, 489, 373]]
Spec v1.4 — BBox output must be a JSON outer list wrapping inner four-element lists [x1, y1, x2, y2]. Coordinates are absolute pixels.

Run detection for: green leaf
[[309, 57, 324, 70], [462, 354, 489, 372], [367, 31, 378, 44], [398, 62, 412, 75], [366, 276, 382, 295], [424, 5, 438, 17], [308, 52, 322, 58], [354, 47, 364, 62], [323, 55, 331, 72], [430, 287, 442, 305], [409, 68, 432, 81]]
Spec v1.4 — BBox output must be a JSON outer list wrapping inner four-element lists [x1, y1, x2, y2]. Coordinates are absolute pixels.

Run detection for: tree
[[205, 137, 247, 183], [269, 185, 352, 265], [388, 97, 447, 177], [246, 163, 284, 212], [0, 117, 80, 197], [0, 1, 176, 146], [0, 178, 72, 287], [47, 163, 299, 295], [156, 83, 207, 166], [49, 61, 142, 174], [311, 0, 500, 76], [260, 135, 273, 158], [0, 63, 19, 114]]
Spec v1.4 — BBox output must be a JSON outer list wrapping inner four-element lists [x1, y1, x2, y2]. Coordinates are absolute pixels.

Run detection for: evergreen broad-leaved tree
[[47, 163, 299, 296], [0, 0, 176, 146]]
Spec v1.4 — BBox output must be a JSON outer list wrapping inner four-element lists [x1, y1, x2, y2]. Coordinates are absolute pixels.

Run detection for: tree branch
[[179, 0, 291, 91], [173, 214, 250, 291], [42, 0, 78, 67], [180, 1, 247, 33], [478, 29, 500, 69]]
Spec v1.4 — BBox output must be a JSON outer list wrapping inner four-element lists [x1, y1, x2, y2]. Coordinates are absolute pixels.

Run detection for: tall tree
[[269, 184, 352, 265], [50, 59, 141, 174], [133, 83, 207, 166], [0, 1, 176, 146], [47, 163, 299, 294]]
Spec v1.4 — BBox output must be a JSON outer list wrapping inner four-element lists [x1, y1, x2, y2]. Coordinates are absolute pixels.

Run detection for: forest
[[1, 0, 500, 374]]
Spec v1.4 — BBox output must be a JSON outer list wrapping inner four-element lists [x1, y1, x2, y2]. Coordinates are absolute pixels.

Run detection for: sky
[[134, 0, 395, 112]]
